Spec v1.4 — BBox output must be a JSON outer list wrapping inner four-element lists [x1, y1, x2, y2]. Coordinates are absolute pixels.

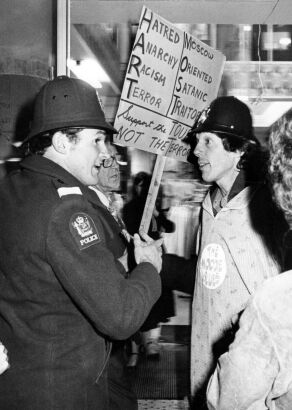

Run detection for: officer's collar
[[21, 155, 101, 204], [22, 155, 75, 183]]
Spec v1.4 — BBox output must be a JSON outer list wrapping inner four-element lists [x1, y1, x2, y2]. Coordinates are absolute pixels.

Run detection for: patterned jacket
[[191, 182, 285, 402]]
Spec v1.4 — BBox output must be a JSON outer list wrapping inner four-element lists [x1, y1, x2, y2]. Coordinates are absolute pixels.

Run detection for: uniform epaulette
[[57, 187, 83, 198]]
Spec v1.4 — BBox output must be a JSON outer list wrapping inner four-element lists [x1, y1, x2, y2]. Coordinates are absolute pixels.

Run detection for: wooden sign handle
[[139, 155, 167, 234]]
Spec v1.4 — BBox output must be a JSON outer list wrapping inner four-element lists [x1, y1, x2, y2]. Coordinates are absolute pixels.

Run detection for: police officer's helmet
[[186, 96, 256, 143], [26, 76, 117, 141]]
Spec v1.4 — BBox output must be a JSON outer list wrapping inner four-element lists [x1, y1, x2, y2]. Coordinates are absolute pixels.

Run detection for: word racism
[[128, 56, 166, 87]]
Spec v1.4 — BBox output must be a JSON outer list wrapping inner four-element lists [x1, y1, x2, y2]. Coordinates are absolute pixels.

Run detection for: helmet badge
[[196, 106, 211, 128]]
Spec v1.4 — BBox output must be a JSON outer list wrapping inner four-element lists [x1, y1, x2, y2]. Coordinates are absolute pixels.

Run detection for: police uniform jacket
[[0, 155, 161, 409]]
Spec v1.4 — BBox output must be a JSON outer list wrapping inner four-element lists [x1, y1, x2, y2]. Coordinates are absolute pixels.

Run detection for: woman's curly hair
[[220, 133, 268, 183], [269, 108, 292, 221]]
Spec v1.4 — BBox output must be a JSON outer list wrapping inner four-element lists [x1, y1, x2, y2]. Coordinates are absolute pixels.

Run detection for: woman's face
[[193, 132, 242, 191]]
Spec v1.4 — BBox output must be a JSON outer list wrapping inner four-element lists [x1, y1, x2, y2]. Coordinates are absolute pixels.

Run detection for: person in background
[[206, 107, 292, 410], [0, 76, 163, 409], [123, 171, 176, 363], [91, 138, 138, 409], [184, 96, 287, 409], [90, 139, 125, 228]]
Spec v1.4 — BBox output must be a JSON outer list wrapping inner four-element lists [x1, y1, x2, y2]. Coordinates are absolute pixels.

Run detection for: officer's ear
[[51, 131, 68, 154]]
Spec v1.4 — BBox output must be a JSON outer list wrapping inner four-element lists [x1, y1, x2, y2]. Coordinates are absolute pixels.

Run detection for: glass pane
[[68, 6, 292, 183]]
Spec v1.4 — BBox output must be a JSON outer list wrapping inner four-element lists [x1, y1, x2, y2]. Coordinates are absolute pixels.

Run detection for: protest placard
[[114, 6, 226, 162]]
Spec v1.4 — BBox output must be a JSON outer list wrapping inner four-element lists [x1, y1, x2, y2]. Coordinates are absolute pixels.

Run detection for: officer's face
[[193, 132, 241, 191], [66, 129, 109, 186]]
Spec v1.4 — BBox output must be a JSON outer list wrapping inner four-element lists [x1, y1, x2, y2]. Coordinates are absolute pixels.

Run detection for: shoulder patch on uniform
[[58, 187, 83, 198], [69, 212, 101, 250]]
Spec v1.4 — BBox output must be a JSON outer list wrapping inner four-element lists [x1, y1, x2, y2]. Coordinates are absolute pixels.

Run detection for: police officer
[[0, 76, 162, 409]]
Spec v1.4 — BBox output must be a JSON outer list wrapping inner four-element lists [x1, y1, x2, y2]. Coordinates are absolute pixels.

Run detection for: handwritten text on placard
[[114, 7, 226, 162]]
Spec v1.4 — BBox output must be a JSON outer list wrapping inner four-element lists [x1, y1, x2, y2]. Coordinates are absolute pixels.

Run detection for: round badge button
[[199, 243, 226, 289]]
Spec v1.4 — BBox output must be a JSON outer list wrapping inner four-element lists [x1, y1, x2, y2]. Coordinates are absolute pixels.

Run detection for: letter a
[[133, 33, 145, 54]]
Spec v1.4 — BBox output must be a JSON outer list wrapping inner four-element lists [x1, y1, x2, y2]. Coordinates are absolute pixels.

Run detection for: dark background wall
[[0, 0, 56, 177], [0, 0, 56, 78]]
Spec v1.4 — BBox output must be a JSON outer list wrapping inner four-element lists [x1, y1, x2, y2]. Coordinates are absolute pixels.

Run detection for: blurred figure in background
[[91, 139, 138, 410], [206, 107, 292, 410], [123, 172, 176, 364], [184, 96, 287, 409], [91, 140, 125, 228]]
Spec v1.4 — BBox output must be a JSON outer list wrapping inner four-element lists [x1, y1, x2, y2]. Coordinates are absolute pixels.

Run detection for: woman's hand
[[133, 231, 163, 273]]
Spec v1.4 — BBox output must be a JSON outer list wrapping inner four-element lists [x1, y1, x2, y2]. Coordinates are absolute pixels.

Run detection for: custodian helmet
[[26, 75, 117, 140], [186, 96, 255, 143]]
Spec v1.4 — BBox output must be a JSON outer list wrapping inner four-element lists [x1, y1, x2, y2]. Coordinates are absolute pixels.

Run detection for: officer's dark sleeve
[[46, 197, 161, 340]]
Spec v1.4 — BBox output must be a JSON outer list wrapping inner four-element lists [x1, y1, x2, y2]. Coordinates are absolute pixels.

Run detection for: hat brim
[[24, 119, 117, 143], [183, 122, 256, 144]]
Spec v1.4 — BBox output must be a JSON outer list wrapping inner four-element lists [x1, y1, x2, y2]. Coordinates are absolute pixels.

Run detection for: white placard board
[[114, 6, 226, 162]]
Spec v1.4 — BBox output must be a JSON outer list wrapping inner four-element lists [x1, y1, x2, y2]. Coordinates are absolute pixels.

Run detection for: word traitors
[[170, 95, 203, 120]]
